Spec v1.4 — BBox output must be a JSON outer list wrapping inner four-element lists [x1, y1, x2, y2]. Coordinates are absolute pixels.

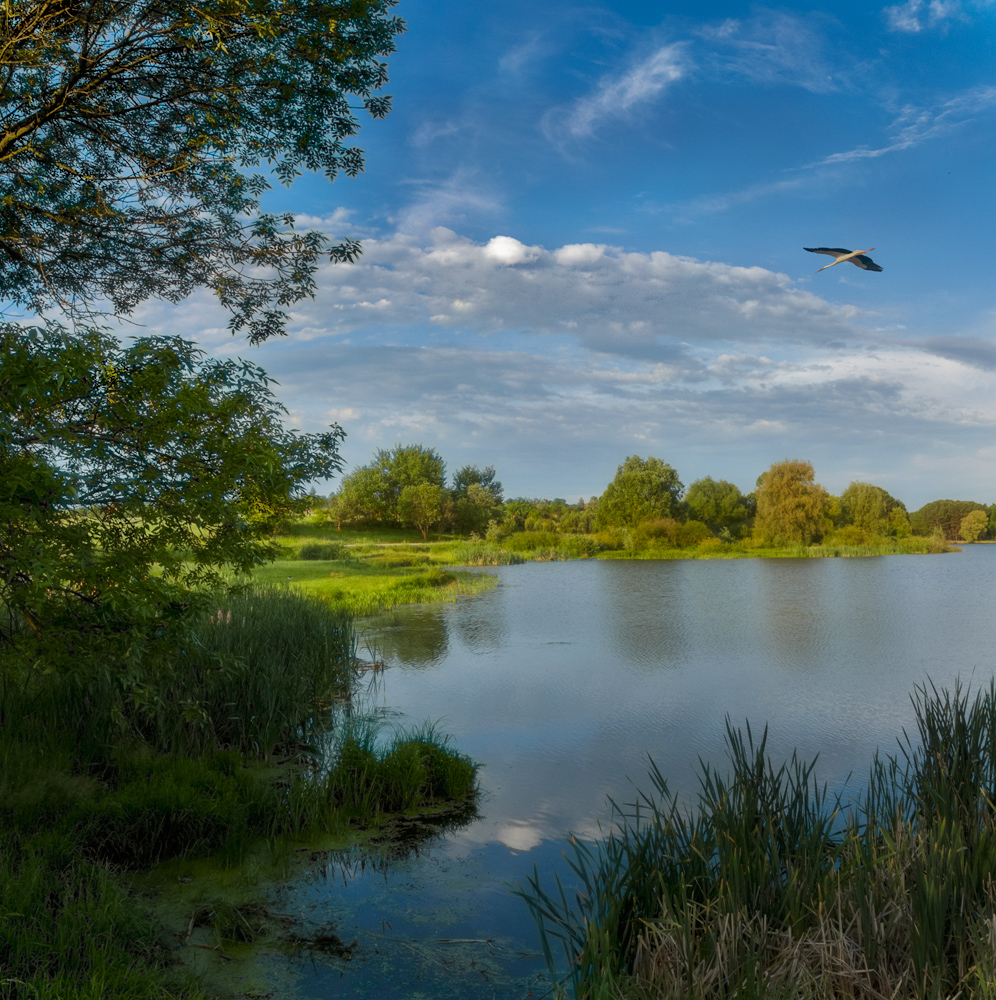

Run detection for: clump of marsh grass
[[520, 680, 996, 1000], [137, 585, 355, 758], [323, 721, 478, 818], [451, 541, 525, 566], [297, 540, 349, 560]]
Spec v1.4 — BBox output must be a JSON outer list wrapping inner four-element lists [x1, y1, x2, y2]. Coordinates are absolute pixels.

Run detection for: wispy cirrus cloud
[[541, 43, 690, 144], [813, 85, 996, 165], [697, 10, 841, 94]]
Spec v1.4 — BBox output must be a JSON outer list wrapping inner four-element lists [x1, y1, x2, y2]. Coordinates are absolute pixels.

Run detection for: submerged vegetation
[[521, 681, 996, 1000]]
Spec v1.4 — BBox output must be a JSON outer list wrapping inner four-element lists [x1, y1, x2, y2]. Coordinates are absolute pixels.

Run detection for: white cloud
[[883, 0, 968, 31], [125, 227, 996, 503], [698, 11, 840, 93], [542, 43, 689, 143], [814, 85, 996, 165], [395, 170, 503, 235]]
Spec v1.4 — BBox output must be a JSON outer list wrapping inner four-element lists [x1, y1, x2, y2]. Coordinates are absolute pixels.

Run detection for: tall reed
[[519, 680, 996, 1000]]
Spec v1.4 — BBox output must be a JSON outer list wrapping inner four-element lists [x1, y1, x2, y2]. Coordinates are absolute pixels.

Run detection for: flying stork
[[804, 247, 883, 273]]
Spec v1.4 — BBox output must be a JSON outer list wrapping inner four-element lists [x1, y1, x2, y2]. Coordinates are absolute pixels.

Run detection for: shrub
[[629, 518, 682, 551], [696, 537, 725, 554], [556, 535, 600, 559], [678, 520, 713, 547]]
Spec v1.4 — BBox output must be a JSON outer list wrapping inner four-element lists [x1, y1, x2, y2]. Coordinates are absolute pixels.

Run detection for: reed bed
[[520, 681, 996, 1000], [0, 585, 478, 1000]]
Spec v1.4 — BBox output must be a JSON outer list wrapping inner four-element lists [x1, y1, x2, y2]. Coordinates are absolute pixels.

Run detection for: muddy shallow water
[[256, 549, 996, 998]]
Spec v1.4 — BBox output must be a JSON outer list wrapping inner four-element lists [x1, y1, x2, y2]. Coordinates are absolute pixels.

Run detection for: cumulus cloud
[[542, 43, 689, 143], [242, 228, 867, 359], [126, 226, 996, 503]]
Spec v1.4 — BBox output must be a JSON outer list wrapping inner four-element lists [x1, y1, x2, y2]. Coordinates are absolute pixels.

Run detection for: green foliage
[[397, 481, 447, 540], [452, 464, 504, 504], [520, 681, 996, 1000], [332, 443, 450, 528], [839, 481, 907, 536], [754, 459, 830, 545], [629, 518, 713, 551], [910, 499, 987, 538], [960, 509, 988, 542], [0, 1, 403, 343], [0, 830, 194, 1000], [685, 477, 755, 537], [1, 324, 345, 673], [452, 481, 503, 535], [595, 456, 684, 529]]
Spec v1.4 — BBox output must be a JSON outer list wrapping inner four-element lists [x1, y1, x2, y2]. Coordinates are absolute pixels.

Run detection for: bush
[[556, 535, 600, 559], [679, 520, 713, 547], [629, 518, 682, 551], [696, 537, 725, 554]]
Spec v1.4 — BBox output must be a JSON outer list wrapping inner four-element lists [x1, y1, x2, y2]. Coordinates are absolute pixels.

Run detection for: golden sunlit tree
[[754, 459, 829, 545]]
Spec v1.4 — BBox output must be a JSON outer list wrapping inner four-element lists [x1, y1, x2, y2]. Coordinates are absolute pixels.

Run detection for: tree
[[452, 465, 504, 505], [398, 483, 446, 540], [0, 2, 403, 343], [370, 444, 446, 523], [1, 322, 344, 661], [328, 466, 389, 527], [753, 460, 829, 545], [452, 482, 502, 535], [839, 482, 907, 536], [685, 477, 755, 538], [595, 456, 684, 529], [910, 500, 987, 539], [960, 509, 988, 543]]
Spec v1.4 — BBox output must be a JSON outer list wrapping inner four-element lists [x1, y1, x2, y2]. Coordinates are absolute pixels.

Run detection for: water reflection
[[757, 560, 832, 672], [363, 604, 449, 667], [599, 560, 688, 668], [281, 549, 996, 1000], [450, 591, 507, 654]]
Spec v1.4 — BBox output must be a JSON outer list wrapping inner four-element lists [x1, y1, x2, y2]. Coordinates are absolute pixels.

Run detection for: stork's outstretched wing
[[804, 247, 852, 257], [852, 254, 883, 272]]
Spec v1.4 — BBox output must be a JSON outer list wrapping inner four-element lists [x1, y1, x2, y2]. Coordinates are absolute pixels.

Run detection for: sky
[[132, 0, 995, 509]]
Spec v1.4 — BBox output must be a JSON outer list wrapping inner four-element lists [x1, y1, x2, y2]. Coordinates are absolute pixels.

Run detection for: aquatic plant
[[520, 680, 996, 1000]]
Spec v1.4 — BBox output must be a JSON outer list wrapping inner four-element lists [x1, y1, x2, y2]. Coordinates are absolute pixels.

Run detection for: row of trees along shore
[[320, 448, 996, 549]]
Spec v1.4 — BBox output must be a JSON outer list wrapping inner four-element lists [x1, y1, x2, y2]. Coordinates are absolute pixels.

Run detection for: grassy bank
[[257, 521, 954, 600], [521, 681, 996, 1000], [252, 521, 503, 615], [0, 586, 477, 1000]]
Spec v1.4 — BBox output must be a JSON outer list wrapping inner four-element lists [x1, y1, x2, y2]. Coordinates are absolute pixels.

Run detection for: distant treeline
[[315, 446, 994, 549]]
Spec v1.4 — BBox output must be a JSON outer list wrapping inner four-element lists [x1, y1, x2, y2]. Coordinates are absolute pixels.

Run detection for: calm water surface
[[268, 548, 996, 998]]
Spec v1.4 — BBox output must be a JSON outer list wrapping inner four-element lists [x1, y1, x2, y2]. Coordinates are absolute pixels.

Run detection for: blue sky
[[137, 0, 996, 509]]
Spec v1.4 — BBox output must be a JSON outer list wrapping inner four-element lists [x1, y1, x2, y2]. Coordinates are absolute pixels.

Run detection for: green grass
[[238, 520, 501, 615], [599, 535, 951, 560], [519, 680, 996, 1000]]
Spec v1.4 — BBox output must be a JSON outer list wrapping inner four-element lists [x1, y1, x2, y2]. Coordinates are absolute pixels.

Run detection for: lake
[[265, 547, 996, 998]]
